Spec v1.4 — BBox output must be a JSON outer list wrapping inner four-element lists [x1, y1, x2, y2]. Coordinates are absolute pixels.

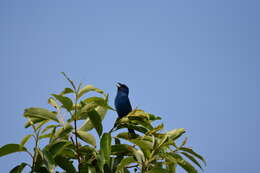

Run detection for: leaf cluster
[[0, 74, 206, 173]]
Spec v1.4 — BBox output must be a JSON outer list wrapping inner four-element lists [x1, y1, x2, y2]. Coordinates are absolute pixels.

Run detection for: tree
[[0, 73, 206, 173]]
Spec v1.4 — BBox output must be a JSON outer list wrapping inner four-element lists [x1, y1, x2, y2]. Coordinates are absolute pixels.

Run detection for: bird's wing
[[115, 95, 132, 118]]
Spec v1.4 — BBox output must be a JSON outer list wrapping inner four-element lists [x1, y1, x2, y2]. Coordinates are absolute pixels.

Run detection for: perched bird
[[114, 82, 135, 134]]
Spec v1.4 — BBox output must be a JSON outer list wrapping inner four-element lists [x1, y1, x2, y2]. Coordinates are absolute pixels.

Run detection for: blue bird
[[114, 82, 135, 134]]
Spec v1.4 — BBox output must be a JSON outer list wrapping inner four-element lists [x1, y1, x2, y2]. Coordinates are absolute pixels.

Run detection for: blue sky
[[0, 0, 259, 172]]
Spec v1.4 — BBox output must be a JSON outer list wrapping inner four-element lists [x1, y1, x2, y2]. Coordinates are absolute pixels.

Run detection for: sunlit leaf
[[159, 153, 177, 163], [52, 94, 73, 111], [79, 106, 108, 131], [48, 97, 60, 110], [78, 85, 104, 98], [130, 139, 153, 158], [100, 133, 112, 164], [133, 149, 145, 163], [54, 123, 73, 140], [157, 135, 169, 149], [88, 110, 103, 136], [146, 124, 164, 135], [20, 134, 32, 146], [23, 107, 58, 122], [117, 132, 138, 140], [77, 130, 96, 147], [24, 117, 45, 128], [83, 97, 113, 110], [166, 128, 186, 140]]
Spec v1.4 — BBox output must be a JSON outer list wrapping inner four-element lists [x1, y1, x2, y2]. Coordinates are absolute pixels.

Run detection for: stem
[[73, 93, 81, 165], [26, 150, 34, 159], [125, 164, 139, 169], [31, 130, 40, 173]]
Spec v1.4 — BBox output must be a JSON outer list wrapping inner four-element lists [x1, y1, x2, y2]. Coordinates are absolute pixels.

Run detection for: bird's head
[[116, 82, 129, 95]]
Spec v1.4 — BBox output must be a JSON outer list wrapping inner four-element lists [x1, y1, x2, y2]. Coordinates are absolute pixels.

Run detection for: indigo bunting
[[115, 82, 135, 134]]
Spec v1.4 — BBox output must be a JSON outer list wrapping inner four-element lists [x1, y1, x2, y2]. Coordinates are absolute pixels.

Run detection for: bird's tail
[[128, 128, 136, 134]]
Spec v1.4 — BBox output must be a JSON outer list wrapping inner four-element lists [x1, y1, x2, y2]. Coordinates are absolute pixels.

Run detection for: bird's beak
[[116, 82, 121, 88]]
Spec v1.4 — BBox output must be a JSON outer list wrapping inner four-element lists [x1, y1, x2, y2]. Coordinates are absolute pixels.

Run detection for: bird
[[114, 82, 135, 135]]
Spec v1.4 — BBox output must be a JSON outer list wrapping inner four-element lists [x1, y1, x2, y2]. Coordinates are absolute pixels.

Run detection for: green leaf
[[159, 153, 177, 163], [41, 125, 59, 134], [42, 149, 55, 172], [148, 113, 162, 121], [24, 107, 58, 122], [24, 117, 46, 128], [48, 97, 60, 109], [55, 155, 76, 173], [34, 149, 49, 172], [179, 147, 206, 166], [39, 133, 52, 139], [132, 140, 152, 158], [180, 137, 188, 147], [116, 156, 136, 173], [96, 153, 105, 173], [78, 145, 96, 157], [60, 87, 74, 95], [167, 162, 176, 173], [111, 144, 134, 155], [133, 149, 145, 163], [0, 144, 27, 157], [79, 105, 108, 131], [181, 152, 203, 170], [88, 110, 103, 136], [146, 124, 164, 135], [46, 140, 69, 157], [130, 138, 153, 151], [129, 119, 153, 130], [83, 97, 113, 110], [169, 153, 198, 173], [20, 134, 32, 146], [61, 72, 77, 90], [100, 133, 112, 164], [52, 94, 73, 111], [77, 130, 96, 147], [166, 128, 186, 140], [9, 162, 28, 173], [54, 123, 73, 140], [116, 124, 148, 134], [77, 85, 104, 98], [117, 132, 134, 140], [147, 167, 168, 173], [79, 163, 96, 173], [157, 135, 169, 149]]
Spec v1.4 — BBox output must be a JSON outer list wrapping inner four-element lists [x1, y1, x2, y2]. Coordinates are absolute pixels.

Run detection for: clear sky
[[0, 0, 259, 172]]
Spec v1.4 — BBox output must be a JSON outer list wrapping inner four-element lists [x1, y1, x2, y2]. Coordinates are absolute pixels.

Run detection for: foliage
[[0, 73, 206, 173]]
